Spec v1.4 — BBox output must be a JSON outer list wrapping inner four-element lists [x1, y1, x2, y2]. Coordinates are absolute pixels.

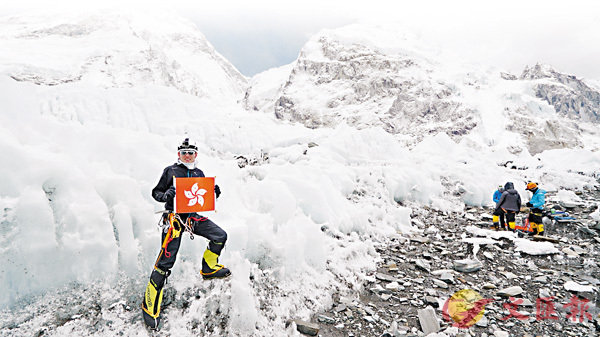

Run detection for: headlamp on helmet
[[178, 138, 198, 152]]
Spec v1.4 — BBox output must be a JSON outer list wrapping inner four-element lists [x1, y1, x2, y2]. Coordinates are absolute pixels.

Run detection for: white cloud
[[1, 0, 599, 78]]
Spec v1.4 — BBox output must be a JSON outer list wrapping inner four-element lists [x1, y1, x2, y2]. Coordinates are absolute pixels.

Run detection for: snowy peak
[[520, 63, 600, 122], [246, 24, 599, 155], [264, 26, 473, 141], [520, 63, 563, 80], [0, 12, 247, 101]]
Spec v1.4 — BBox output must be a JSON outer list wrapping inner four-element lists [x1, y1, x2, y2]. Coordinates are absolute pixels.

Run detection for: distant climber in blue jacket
[[491, 185, 504, 229], [492, 185, 503, 204], [526, 182, 546, 235]]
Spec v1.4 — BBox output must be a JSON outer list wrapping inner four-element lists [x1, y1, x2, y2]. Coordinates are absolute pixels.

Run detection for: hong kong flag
[[174, 177, 215, 213]]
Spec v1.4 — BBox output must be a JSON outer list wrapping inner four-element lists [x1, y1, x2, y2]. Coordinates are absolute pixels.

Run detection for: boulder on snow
[[453, 259, 483, 273], [288, 319, 319, 336]]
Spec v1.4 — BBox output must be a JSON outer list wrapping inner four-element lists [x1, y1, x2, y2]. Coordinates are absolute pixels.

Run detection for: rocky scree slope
[[312, 185, 600, 337]]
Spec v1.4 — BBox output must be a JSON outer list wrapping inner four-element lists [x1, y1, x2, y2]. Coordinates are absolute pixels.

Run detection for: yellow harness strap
[[161, 213, 182, 259]]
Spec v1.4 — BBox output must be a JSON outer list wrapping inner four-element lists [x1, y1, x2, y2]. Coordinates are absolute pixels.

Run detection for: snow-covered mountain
[[1, 14, 599, 337], [0, 12, 246, 110], [520, 63, 600, 122], [245, 24, 600, 155]]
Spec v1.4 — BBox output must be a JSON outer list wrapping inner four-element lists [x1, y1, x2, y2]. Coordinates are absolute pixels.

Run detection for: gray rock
[[334, 304, 347, 312], [532, 235, 560, 243], [385, 281, 401, 291], [380, 293, 392, 301], [539, 288, 551, 298], [475, 315, 488, 327], [370, 285, 391, 294], [501, 72, 518, 80], [317, 315, 336, 324], [526, 260, 538, 271], [488, 275, 502, 284], [580, 275, 600, 286], [500, 271, 518, 279], [482, 283, 497, 290], [363, 306, 376, 316], [562, 247, 579, 257], [554, 322, 563, 331], [376, 273, 397, 282], [453, 259, 483, 273], [291, 320, 319, 336], [417, 306, 440, 335], [440, 273, 454, 284], [415, 259, 431, 273], [497, 286, 524, 297], [559, 201, 578, 209], [432, 279, 449, 289], [424, 296, 439, 307], [425, 288, 437, 296], [519, 298, 534, 307], [410, 236, 431, 244], [481, 214, 494, 221], [570, 245, 586, 254]]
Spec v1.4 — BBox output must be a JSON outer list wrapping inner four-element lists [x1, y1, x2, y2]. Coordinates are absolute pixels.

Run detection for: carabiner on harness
[[183, 217, 195, 240]]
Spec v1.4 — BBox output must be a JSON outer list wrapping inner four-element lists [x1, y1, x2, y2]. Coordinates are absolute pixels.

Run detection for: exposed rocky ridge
[[505, 107, 584, 156], [270, 35, 477, 144], [246, 28, 599, 155], [502, 64, 600, 155], [520, 64, 600, 123]]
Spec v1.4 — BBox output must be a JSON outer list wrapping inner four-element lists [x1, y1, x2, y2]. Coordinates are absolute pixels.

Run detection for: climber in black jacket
[[493, 182, 521, 231], [142, 138, 230, 330]]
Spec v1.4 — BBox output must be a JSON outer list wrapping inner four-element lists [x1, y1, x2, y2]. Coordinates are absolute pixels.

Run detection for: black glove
[[215, 185, 221, 199], [526, 202, 532, 207], [162, 186, 176, 202]]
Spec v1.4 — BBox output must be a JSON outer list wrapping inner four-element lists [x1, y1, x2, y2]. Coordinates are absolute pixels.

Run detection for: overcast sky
[[2, 0, 600, 79]]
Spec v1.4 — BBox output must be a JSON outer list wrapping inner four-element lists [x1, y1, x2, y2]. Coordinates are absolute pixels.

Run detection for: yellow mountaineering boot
[[491, 215, 500, 230], [200, 246, 231, 280], [508, 221, 516, 232], [536, 222, 544, 236], [530, 222, 538, 236], [142, 267, 168, 329]]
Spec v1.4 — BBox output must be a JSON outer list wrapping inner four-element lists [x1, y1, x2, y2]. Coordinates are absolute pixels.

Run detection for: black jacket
[[152, 162, 205, 211], [495, 182, 521, 213]]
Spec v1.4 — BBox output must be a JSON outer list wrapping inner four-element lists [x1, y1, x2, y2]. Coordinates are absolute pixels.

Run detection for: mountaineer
[[141, 138, 230, 330]]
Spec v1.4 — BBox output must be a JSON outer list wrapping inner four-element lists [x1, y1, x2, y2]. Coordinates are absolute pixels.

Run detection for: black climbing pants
[[154, 213, 228, 273]]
